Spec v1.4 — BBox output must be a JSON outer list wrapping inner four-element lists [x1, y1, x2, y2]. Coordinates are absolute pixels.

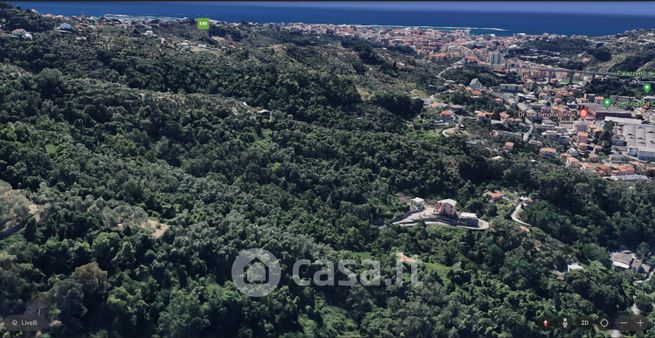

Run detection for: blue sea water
[[10, 1, 655, 36]]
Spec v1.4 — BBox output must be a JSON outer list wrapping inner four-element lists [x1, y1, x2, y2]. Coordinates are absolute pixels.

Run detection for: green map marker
[[197, 18, 210, 30], [645, 83, 652, 94], [603, 97, 612, 109]]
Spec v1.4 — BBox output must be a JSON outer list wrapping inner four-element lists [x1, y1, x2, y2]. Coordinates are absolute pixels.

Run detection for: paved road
[[442, 126, 458, 138], [468, 62, 640, 78], [631, 303, 641, 316], [0, 223, 23, 240], [437, 61, 461, 81], [511, 203, 532, 227], [441, 116, 467, 138], [523, 119, 534, 142]]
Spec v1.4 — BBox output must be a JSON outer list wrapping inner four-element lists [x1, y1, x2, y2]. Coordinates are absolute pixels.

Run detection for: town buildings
[[579, 103, 633, 121], [620, 124, 655, 161], [282, 21, 655, 178]]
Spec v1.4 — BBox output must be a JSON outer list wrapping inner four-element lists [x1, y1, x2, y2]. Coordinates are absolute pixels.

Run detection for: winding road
[[511, 203, 532, 227]]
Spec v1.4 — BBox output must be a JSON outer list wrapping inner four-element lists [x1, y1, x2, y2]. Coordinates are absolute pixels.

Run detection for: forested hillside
[[2, 4, 655, 337]]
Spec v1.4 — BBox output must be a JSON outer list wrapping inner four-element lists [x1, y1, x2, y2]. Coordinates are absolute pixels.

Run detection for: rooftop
[[622, 123, 655, 152], [459, 212, 478, 219], [438, 199, 458, 205]]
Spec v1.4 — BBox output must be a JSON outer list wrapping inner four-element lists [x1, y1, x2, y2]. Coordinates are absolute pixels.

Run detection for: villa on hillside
[[610, 250, 652, 277], [392, 197, 489, 230], [436, 199, 458, 218], [409, 197, 426, 211], [485, 191, 506, 202], [435, 199, 481, 227], [11, 28, 33, 40], [440, 110, 454, 122]]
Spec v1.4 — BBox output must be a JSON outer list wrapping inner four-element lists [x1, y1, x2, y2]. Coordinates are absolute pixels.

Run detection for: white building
[[11, 29, 33, 40], [459, 212, 479, 226], [621, 124, 655, 162], [469, 78, 484, 91], [409, 197, 425, 211], [499, 83, 522, 92], [488, 51, 503, 65], [567, 263, 583, 273], [638, 149, 655, 162]]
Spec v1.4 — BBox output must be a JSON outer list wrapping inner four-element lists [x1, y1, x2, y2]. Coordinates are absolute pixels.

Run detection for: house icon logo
[[231, 248, 281, 297]]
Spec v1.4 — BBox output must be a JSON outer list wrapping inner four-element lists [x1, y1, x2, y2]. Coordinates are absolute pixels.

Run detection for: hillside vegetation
[[2, 4, 655, 338]]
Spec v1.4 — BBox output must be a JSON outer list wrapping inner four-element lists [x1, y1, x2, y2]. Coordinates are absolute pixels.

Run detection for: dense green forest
[[2, 4, 655, 338]]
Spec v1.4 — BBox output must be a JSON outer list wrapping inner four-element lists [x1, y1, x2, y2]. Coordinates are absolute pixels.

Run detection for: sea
[[9, 1, 655, 36]]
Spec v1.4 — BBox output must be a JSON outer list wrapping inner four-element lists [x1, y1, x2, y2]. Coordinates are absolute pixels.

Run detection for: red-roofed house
[[597, 164, 612, 176], [430, 53, 448, 60], [566, 157, 581, 168], [440, 110, 454, 122], [539, 147, 557, 157], [477, 111, 493, 122], [485, 191, 506, 202], [582, 163, 595, 173], [396, 252, 417, 264], [613, 165, 635, 176], [504, 141, 514, 153], [464, 55, 478, 64]]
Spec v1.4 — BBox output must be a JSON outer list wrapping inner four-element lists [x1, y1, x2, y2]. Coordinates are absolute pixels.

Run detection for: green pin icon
[[603, 97, 611, 109], [645, 83, 652, 94], [197, 18, 210, 30]]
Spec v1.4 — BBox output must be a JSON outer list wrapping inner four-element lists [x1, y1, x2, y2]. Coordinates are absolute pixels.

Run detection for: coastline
[[12, 1, 655, 36], [44, 12, 515, 36]]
